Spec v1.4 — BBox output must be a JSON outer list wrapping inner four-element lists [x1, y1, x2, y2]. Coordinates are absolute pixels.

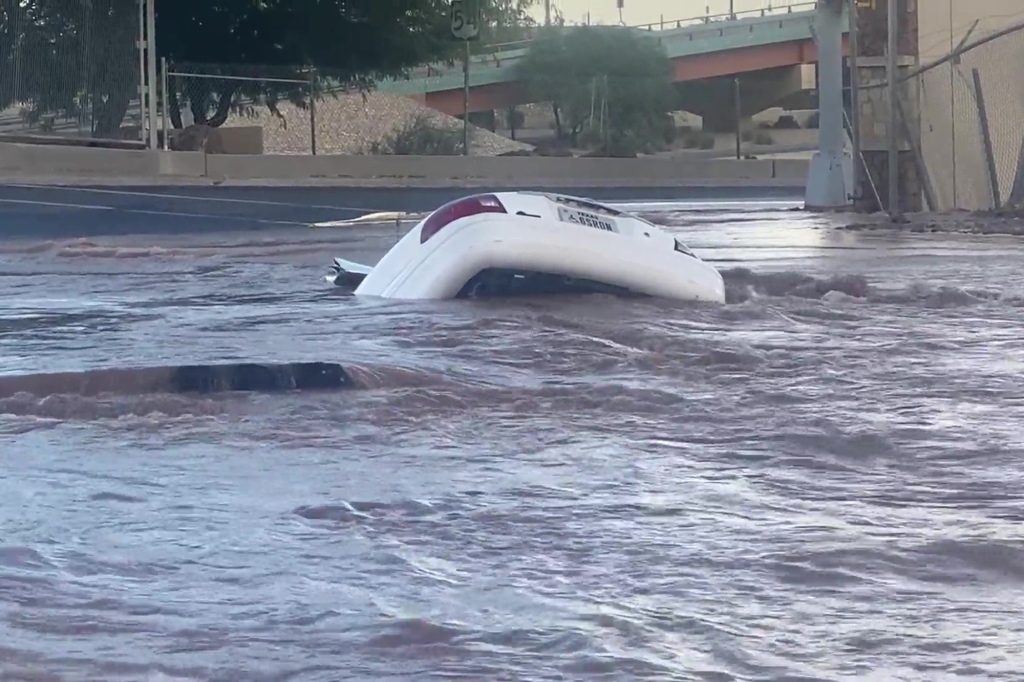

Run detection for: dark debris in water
[[169, 362, 353, 393], [0, 362, 357, 400]]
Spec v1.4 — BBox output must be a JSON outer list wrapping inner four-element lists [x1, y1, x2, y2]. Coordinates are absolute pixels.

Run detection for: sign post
[[450, 0, 480, 156]]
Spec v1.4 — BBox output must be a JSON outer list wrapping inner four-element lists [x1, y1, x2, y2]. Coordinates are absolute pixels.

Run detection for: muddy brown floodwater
[[1, 198, 1023, 681]]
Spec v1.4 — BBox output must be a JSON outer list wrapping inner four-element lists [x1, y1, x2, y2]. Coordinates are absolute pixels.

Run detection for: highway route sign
[[450, 0, 480, 41]]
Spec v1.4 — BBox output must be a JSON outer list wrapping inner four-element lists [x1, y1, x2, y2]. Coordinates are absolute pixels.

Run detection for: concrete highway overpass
[[377, 3, 850, 130]]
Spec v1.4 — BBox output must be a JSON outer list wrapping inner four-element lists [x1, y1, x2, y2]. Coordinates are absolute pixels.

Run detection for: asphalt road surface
[[0, 183, 804, 239]]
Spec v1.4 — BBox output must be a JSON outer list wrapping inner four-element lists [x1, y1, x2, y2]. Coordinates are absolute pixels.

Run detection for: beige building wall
[[917, 0, 1024, 209]]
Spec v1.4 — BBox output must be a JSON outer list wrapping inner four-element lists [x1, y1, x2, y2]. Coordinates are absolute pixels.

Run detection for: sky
[[533, 0, 808, 27]]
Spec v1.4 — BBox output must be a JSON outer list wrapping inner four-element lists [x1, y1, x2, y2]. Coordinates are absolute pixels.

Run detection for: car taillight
[[420, 194, 506, 243]]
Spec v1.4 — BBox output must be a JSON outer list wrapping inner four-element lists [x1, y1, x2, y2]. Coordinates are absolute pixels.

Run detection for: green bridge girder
[[376, 6, 848, 97]]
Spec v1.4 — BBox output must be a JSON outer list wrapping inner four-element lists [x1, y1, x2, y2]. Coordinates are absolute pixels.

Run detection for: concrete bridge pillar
[[805, 0, 852, 209]]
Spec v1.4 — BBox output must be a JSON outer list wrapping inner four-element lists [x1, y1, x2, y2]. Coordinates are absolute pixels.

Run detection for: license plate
[[557, 206, 617, 233]]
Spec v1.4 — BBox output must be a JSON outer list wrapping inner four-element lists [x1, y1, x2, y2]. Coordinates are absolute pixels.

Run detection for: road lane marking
[[0, 198, 312, 226], [0, 198, 114, 210], [3, 183, 382, 212], [123, 209, 308, 226]]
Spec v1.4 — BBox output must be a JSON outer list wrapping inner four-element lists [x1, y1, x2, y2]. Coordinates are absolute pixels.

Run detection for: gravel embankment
[[220, 92, 536, 157]]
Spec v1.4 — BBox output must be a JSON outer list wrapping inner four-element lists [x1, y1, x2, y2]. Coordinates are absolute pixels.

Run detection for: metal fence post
[[137, 0, 147, 144], [12, 10, 22, 105], [894, 87, 937, 211], [1010, 135, 1024, 208], [145, 0, 158, 150], [971, 67, 1001, 210], [733, 77, 741, 160], [161, 57, 169, 149], [309, 68, 318, 155]]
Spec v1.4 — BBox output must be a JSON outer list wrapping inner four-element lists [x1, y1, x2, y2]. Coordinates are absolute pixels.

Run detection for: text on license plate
[[557, 206, 617, 232]]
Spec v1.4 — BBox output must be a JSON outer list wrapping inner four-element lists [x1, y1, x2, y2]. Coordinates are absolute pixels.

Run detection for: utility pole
[[145, 0, 158, 151], [886, 0, 899, 217], [544, 0, 551, 25]]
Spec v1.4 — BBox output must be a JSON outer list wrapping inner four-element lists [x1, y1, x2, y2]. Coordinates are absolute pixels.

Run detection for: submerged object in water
[[0, 362, 356, 399], [168, 362, 353, 393]]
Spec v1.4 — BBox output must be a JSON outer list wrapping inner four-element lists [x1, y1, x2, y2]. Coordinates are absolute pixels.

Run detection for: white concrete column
[[805, 0, 851, 209]]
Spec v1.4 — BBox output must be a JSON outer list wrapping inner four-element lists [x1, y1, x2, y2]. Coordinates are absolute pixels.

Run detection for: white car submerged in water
[[325, 191, 725, 304]]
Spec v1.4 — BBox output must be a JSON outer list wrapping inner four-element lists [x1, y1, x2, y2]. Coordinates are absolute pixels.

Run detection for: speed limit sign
[[450, 0, 480, 40]]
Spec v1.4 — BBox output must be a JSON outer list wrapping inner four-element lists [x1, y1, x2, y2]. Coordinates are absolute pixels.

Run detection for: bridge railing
[[482, 1, 820, 54]]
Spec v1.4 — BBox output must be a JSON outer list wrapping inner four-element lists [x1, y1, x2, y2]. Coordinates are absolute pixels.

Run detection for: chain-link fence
[[861, 19, 1024, 212], [164, 64, 314, 154], [163, 63, 540, 157], [161, 65, 818, 159], [913, 20, 1024, 211], [0, 0, 142, 142]]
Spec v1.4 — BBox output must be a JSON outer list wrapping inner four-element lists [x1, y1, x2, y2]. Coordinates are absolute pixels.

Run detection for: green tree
[[478, 0, 537, 46], [514, 24, 678, 153], [0, 0, 536, 135], [0, 0, 138, 135], [161, 0, 535, 129]]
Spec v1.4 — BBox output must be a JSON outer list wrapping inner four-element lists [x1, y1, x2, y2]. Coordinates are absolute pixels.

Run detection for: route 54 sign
[[450, 0, 480, 41]]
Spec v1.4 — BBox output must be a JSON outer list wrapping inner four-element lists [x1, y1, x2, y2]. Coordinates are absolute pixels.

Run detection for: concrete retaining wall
[[0, 142, 158, 177], [0, 141, 809, 186]]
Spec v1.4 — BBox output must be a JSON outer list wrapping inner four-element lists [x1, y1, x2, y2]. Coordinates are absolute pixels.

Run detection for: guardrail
[[484, 1, 819, 53]]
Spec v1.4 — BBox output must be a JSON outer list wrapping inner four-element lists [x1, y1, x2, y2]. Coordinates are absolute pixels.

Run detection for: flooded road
[[2, 194, 1023, 681]]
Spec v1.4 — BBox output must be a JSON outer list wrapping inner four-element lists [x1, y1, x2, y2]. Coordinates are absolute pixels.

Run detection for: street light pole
[[886, 0, 899, 217], [145, 0, 158, 151]]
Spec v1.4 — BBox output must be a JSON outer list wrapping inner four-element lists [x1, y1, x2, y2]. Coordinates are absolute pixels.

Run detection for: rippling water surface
[[2, 199, 1024, 681]]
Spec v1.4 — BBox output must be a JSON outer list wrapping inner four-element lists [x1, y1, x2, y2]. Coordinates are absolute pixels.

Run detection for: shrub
[[368, 112, 467, 155]]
